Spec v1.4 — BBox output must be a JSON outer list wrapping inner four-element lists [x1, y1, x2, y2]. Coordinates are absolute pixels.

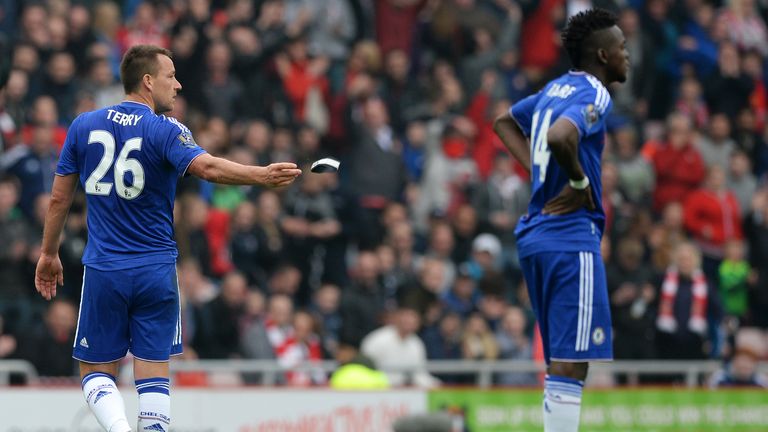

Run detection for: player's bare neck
[[578, 64, 609, 86], [124, 93, 156, 113]]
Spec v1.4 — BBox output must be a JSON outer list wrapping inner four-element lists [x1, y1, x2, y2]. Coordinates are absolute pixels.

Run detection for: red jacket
[[651, 141, 706, 213], [683, 188, 743, 248]]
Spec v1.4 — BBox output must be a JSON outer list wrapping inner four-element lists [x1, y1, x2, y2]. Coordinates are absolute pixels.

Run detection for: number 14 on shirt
[[531, 108, 553, 184]]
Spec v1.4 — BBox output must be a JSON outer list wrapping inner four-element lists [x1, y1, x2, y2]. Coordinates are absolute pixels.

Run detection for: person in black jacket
[[15, 299, 78, 377]]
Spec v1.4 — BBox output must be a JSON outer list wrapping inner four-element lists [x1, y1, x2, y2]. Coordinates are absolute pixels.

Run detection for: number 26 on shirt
[[85, 130, 145, 200], [530, 109, 553, 184]]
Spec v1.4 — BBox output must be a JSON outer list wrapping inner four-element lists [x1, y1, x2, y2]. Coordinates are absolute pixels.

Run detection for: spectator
[[14, 299, 78, 377], [459, 3, 520, 96], [192, 271, 249, 359], [238, 290, 274, 383], [5, 68, 29, 129], [0, 175, 29, 303], [266, 263, 302, 298], [57, 194, 86, 301], [422, 312, 464, 362], [40, 51, 79, 123], [346, 97, 408, 248], [176, 193, 213, 277], [275, 310, 326, 386], [676, 3, 720, 81], [442, 266, 480, 318], [339, 251, 386, 346], [421, 221, 457, 293], [415, 119, 479, 227], [697, 113, 736, 170], [19, 95, 68, 151], [329, 339, 389, 390], [704, 42, 754, 120], [495, 306, 537, 386], [727, 150, 758, 216], [641, 0, 679, 120], [655, 242, 722, 361], [399, 257, 446, 316], [85, 57, 124, 109], [382, 52, 428, 133], [202, 40, 243, 123], [275, 36, 330, 130], [264, 294, 296, 361], [607, 237, 657, 359], [375, 0, 426, 56], [285, 0, 355, 92], [718, 239, 752, 323], [733, 109, 768, 178], [649, 201, 689, 271], [674, 76, 709, 130], [650, 111, 706, 213], [1, 122, 58, 219], [310, 283, 342, 358], [116, 2, 169, 55], [718, 0, 768, 56], [230, 200, 270, 286], [461, 313, 499, 361], [450, 204, 479, 266], [471, 153, 529, 255], [612, 124, 655, 206], [709, 347, 768, 388], [177, 258, 216, 358], [741, 50, 767, 132], [361, 305, 440, 388], [467, 233, 503, 281], [746, 188, 768, 327], [280, 170, 342, 304], [683, 165, 744, 282]]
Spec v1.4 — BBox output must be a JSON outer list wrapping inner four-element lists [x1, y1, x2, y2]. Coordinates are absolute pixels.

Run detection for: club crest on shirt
[[177, 132, 198, 148], [582, 104, 599, 129]]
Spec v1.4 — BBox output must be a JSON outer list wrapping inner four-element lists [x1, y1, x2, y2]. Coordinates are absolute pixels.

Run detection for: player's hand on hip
[[35, 253, 63, 301], [542, 185, 596, 216], [264, 162, 302, 188]]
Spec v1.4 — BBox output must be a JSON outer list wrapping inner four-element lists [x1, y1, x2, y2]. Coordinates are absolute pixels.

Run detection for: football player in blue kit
[[35, 45, 301, 432], [493, 9, 629, 432]]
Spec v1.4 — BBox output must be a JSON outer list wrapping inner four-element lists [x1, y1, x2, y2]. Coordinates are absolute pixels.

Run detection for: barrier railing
[[3, 359, 767, 388]]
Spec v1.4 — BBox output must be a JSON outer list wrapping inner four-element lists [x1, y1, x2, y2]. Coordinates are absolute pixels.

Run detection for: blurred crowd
[[1, 0, 768, 388]]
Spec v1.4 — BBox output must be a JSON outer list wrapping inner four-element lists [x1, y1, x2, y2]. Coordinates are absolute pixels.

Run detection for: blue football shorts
[[73, 262, 182, 363], [520, 250, 612, 363]]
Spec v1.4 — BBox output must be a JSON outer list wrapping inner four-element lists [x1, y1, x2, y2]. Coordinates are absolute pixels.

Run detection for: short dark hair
[[120, 45, 172, 94], [561, 8, 618, 68]]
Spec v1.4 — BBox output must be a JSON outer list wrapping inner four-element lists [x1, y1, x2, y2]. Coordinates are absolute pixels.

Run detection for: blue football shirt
[[56, 101, 206, 270], [509, 71, 612, 258]]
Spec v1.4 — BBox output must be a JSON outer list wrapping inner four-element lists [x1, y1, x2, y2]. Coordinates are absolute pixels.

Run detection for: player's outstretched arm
[[493, 112, 531, 174], [542, 119, 595, 215], [36, 174, 78, 300], [187, 153, 302, 187]]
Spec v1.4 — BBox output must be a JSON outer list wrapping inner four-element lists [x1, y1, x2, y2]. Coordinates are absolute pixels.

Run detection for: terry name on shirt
[[106, 109, 143, 126]]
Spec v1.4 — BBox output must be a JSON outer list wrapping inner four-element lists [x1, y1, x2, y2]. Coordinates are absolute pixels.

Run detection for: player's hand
[[263, 162, 302, 188], [35, 253, 63, 301], [542, 185, 596, 215]]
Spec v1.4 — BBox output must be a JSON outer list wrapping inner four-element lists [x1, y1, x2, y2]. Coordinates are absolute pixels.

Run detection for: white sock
[[82, 372, 132, 432], [543, 374, 583, 432], [136, 377, 171, 432]]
